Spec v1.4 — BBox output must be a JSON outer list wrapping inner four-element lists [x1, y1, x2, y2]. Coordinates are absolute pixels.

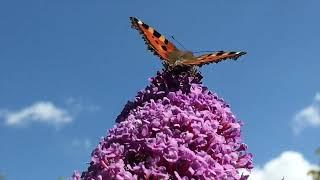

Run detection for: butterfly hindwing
[[130, 17, 178, 63], [181, 51, 246, 66]]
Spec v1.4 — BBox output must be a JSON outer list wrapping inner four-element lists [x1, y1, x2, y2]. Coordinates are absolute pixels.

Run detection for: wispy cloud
[[0, 101, 72, 127], [293, 93, 320, 134], [245, 151, 316, 180], [65, 97, 100, 114], [71, 138, 92, 150]]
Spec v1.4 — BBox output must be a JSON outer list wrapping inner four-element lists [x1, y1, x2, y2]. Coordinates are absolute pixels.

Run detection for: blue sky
[[0, 0, 319, 179]]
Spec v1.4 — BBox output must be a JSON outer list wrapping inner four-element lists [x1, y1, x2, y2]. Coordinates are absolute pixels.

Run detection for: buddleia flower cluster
[[74, 66, 253, 180]]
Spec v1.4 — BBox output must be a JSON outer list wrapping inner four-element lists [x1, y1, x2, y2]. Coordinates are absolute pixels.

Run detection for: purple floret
[[79, 67, 253, 180]]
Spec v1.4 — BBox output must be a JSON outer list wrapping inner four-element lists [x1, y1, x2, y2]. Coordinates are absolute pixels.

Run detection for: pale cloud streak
[[71, 138, 92, 150], [293, 93, 320, 134], [65, 97, 100, 113]]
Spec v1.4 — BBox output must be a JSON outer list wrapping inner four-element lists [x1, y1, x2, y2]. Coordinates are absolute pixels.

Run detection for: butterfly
[[130, 17, 246, 67]]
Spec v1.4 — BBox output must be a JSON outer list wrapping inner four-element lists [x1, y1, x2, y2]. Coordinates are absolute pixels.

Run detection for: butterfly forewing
[[181, 51, 246, 66], [130, 17, 178, 63]]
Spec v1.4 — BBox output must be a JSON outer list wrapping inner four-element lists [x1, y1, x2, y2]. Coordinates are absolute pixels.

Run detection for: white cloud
[[0, 98, 100, 128], [246, 151, 317, 180], [0, 101, 72, 127], [293, 93, 320, 134], [71, 138, 92, 150]]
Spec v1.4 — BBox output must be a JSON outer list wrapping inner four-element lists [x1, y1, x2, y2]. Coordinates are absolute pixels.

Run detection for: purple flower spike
[[79, 67, 253, 179]]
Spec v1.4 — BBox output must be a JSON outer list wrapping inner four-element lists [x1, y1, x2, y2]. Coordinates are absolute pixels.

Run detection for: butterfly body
[[168, 50, 196, 65], [130, 17, 246, 67]]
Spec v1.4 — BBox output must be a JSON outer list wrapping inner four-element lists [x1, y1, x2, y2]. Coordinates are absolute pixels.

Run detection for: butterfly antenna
[[171, 35, 188, 51], [171, 36, 222, 54]]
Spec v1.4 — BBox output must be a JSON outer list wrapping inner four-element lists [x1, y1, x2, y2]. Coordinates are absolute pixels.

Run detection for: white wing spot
[[138, 20, 143, 24], [159, 35, 165, 42], [148, 27, 154, 33]]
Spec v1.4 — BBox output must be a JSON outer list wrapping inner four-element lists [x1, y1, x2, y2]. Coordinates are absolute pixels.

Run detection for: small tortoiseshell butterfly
[[130, 17, 246, 67]]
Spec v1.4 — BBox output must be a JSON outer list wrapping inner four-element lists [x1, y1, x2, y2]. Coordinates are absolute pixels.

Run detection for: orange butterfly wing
[[130, 17, 178, 64], [181, 51, 246, 66]]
